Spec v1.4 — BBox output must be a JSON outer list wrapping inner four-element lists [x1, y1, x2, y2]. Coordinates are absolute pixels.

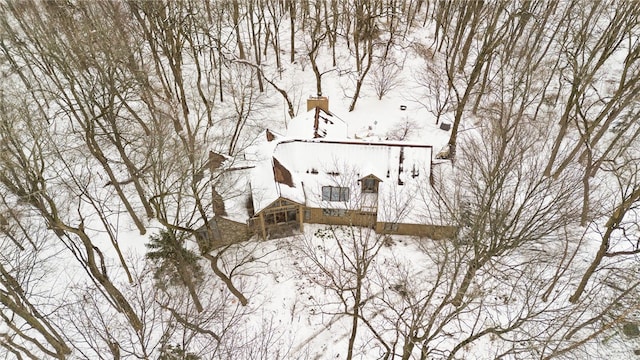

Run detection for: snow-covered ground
[[1, 1, 640, 359]]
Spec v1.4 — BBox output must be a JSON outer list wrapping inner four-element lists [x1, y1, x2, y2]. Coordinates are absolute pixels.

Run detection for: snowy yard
[[1, 1, 640, 359]]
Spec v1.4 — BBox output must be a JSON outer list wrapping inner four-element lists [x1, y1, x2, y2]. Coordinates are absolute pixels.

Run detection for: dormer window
[[361, 176, 379, 193]]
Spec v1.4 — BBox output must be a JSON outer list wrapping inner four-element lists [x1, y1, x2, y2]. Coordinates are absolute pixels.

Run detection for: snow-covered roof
[[286, 108, 348, 140], [249, 136, 445, 225], [240, 93, 456, 226], [216, 167, 253, 223]]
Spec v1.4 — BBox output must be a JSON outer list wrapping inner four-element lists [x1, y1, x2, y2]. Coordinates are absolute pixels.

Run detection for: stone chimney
[[307, 95, 329, 113]]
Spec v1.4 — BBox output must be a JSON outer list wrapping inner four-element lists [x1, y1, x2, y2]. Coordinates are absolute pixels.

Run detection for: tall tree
[[146, 229, 204, 313]]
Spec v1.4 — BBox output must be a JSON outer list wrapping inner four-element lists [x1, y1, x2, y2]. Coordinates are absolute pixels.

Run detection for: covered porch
[[250, 198, 304, 239]]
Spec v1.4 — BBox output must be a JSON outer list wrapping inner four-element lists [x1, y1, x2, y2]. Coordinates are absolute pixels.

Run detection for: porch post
[[299, 206, 304, 232], [259, 212, 267, 239]]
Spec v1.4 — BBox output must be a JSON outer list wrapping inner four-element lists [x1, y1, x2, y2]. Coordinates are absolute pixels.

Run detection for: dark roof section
[[212, 188, 227, 216], [208, 151, 227, 171], [360, 173, 383, 181], [273, 157, 294, 187], [266, 129, 276, 141]]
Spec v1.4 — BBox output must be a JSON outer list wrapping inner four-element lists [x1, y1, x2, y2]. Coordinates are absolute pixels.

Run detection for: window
[[304, 209, 311, 221], [275, 211, 286, 223], [287, 209, 297, 222], [323, 208, 347, 217], [384, 223, 399, 231], [264, 208, 298, 225], [322, 186, 349, 201], [362, 178, 378, 193]]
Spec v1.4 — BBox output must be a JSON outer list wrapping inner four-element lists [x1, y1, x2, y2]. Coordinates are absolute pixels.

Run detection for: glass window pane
[[363, 178, 377, 193], [265, 214, 275, 225], [340, 187, 349, 201], [323, 209, 346, 217], [322, 186, 331, 201], [287, 210, 297, 222], [330, 187, 340, 201]]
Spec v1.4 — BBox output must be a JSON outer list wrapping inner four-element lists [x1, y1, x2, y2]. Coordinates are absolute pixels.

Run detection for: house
[[244, 96, 456, 240]]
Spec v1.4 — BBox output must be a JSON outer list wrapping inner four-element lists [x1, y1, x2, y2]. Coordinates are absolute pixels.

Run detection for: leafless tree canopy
[[0, 0, 639, 359]]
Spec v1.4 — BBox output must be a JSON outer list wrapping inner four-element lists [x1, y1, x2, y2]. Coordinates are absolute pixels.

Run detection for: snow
[[2, 2, 640, 360], [246, 98, 451, 225], [216, 167, 253, 223], [285, 107, 349, 140], [274, 140, 437, 221]]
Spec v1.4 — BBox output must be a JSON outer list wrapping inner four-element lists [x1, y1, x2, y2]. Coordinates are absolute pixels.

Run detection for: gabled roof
[[250, 153, 305, 215], [259, 197, 304, 212], [360, 174, 383, 181], [249, 137, 440, 225]]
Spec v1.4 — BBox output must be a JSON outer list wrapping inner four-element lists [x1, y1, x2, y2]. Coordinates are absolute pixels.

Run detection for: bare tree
[[370, 58, 403, 100], [0, 93, 144, 335], [449, 107, 581, 307], [544, 1, 640, 178], [298, 225, 387, 360], [224, 66, 262, 156], [385, 117, 421, 141], [232, 0, 246, 60], [0, 209, 71, 359], [570, 153, 640, 303], [413, 46, 453, 125], [347, 0, 380, 112], [440, 0, 511, 158], [306, 0, 329, 96]]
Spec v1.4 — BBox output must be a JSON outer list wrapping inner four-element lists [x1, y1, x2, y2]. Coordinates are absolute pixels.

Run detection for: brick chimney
[[307, 95, 329, 113]]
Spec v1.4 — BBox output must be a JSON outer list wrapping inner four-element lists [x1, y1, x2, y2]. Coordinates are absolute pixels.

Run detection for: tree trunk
[[349, 39, 373, 112], [569, 230, 609, 304], [60, 223, 143, 332], [570, 187, 640, 302], [451, 258, 484, 307], [203, 253, 248, 306], [346, 274, 362, 360], [0, 265, 71, 358], [289, 0, 296, 63], [85, 129, 147, 235], [177, 259, 204, 313], [233, 0, 246, 59]]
